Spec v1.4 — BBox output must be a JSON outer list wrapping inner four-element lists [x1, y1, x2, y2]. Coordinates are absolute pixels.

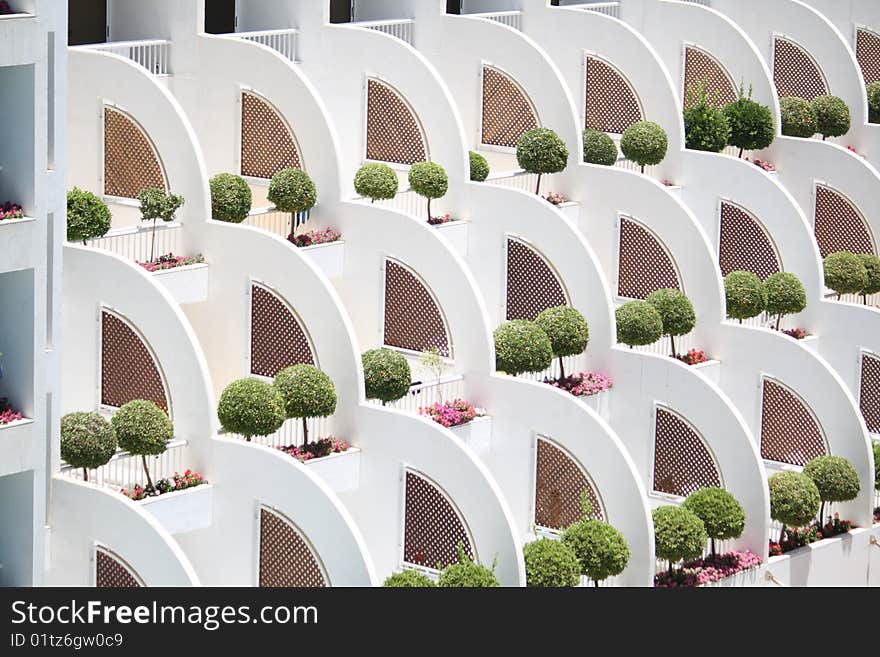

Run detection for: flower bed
[[753, 158, 776, 172], [542, 192, 567, 206], [288, 227, 342, 247], [0, 398, 23, 425], [278, 437, 349, 463], [661, 179, 676, 187], [420, 399, 486, 428], [847, 145, 863, 158], [676, 348, 709, 365], [543, 372, 613, 398], [121, 470, 207, 501], [782, 327, 808, 340], [768, 514, 855, 556], [138, 253, 205, 273], [427, 214, 458, 226], [654, 551, 763, 588], [0, 202, 24, 221]]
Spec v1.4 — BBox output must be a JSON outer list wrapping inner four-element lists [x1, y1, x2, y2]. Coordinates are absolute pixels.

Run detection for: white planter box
[[139, 484, 214, 535], [0, 418, 34, 478], [701, 564, 764, 587], [301, 240, 345, 279], [555, 201, 580, 223], [433, 220, 468, 257], [766, 528, 872, 586], [691, 359, 721, 384], [305, 447, 360, 493], [580, 389, 611, 420], [449, 416, 492, 455], [151, 263, 209, 304]]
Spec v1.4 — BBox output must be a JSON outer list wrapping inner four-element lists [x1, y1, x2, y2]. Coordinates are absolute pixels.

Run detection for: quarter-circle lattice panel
[[241, 91, 302, 180], [814, 185, 875, 257], [259, 507, 327, 587], [366, 79, 427, 165], [653, 408, 721, 498], [585, 56, 643, 135], [101, 310, 169, 413], [250, 283, 315, 378], [506, 238, 568, 321], [683, 46, 738, 109], [96, 547, 142, 587], [403, 470, 473, 570], [860, 353, 880, 434], [103, 106, 167, 199], [617, 217, 681, 299], [534, 437, 603, 531], [856, 29, 880, 85], [773, 37, 828, 101], [383, 260, 450, 357], [760, 378, 827, 466], [481, 66, 539, 148], [719, 202, 782, 280]]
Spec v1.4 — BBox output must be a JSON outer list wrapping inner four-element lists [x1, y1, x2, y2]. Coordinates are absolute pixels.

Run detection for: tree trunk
[[668, 561, 674, 577], [142, 455, 154, 490], [427, 198, 432, 224], [640, 164, 645, 174], [775, 314, 782, 331], [535, 173, 543, 196], [83, 467, 88, 482], [670, 334, 677, 359], [779, 524, 786, 544], [290, 212, 296, 237], [711, 537, 716, 562], [738, 147, 744, 159], [863, 294, 868, 305], [593, 579, 599, 588], [150, 218, 158, 262], [302, 416, 309, 445], [819, 501, 825, 526], [558, 356, 566, 380]]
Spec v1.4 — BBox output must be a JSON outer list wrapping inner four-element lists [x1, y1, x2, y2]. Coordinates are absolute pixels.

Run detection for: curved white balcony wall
[[800, 0, 880, 42]]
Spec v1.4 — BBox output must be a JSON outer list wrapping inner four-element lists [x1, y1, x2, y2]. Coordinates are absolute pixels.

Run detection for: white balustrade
[[228, 29, 298, 62], [470, 10, 523, 31], [74, 40, 172, 76], [355, 19, 415, 46], [368, 376, 466, 416], [579, 2, 621, 19], [89, 222, 182, 263], [60, 439, 189, 489]]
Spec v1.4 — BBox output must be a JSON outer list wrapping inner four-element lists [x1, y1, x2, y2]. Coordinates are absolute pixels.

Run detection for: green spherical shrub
[[722, 90, 776, 156], [437, 545, 500, 587], [60, 412, 117, 481], [354, 163, 399, 202], [383, 570, 437, 587], [561, 518, 631, 585], [780, 96, 817, 138], [769, 471, 821, 541], [111, 400, 174, 490], [873, 441, 880, 491], [803, 455, 860, 523], [217, 377, 286, 440], [653, 506, 707, 574], [764, 272, 807, 330], [210, 173, 252, 223], [582, 129, 618, 166], [408, 161, 448, 222], [362, 348, 411, 405], [725, 270, 768, 321], [620, 121, 668, 172], [682, 487, 746, 559], [523, 538, 580, 588], [138, 187, 184, 224], [867, 82, 880, 124], [858, 254, 880, 300], [516, 128, 569, 195], [684, 84, 731, 153], [493, 320, 553, 376], [646, 288, 696, 358], [274, 365, 337, 444], [615, 300, 664, 348], [469, 151, 490, 182], [824, 251, 868, 298], [534, 305, 590, 379], [268, 168, 318, 235], [811, 95, 851, 140], [67, 187, 112, 243]]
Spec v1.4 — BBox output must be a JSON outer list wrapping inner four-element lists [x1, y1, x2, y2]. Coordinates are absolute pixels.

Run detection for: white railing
[[683, 0, 711, 6], [579, 2, 621, 19], [235, 416, 332, 451], [631, 332, 699, 359], [229, 28, 298, 62], [487, 170, 559, 195], [59, 439, 189, 489], [244, 207, 292, 239], [614, 157, 659, 178], [369, 376, 466, 415], [75, 39, 172, 76], [825, 290, 880, 307], [518, 355, 588, 383], [470, 10, 523, 31], [88, 222, 182, 263], [357, 187, 426, 219], [355, 19, 415, 46]]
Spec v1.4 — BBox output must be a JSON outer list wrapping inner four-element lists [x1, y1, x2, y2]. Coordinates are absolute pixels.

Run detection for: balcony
[[72, 39, 172, 76], [467, 10, 523, 31], [225, 28, 298, 63], [353, 19, 415, 46]]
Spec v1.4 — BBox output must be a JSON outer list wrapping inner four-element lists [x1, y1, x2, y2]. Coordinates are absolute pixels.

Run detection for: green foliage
[[534, 306, 590, 359], [873, 441, 880, 491], [620, 121, 668, 169], [111, 400, 173, 457], [722, 87, 775, 153], [437, 545, 500, 587], [273, 365, 337, 420], [217, 378, 286, 439], [858, 254, 880, 296], [725, 270, 768, 320], [383, 570, 436, 587], [615, 300, 664, 347], [66, 187, 112, 242], [209, 173, 252, 223], [516, 128, 569, 175], [561, 518, 631, 583], [652, 506, 707, 565], [523, 538, 580, 587], [780, 96, 817, 138], [354, 163, 399, 202], [60, 412, 117, 469], [646, 288, 696, 338], [469, 151, 490, 182], [764, 272, 807, 319], [582, 129, 618, 166], [811, 95, 851, 139], [824, 251, 868, 297], [138, 187, 184, 223], [682, 488, 746, 542], [684, 83, 731, 153], [803, 455, 860, 504], [769, 471, 821, 528], [362, 348, 411, 404], [267, 168, 318, 214], [493, 320, 553, 375], [408, 162, 448, 200], [867, 82, 880, 124]]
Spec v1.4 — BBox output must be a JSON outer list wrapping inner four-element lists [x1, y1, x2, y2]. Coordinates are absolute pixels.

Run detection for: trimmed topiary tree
[[60, 412, 117, 482], [811, 95, 851, 140], [210, 173, 252, 223], [534, 305, 590, 380], [764, 271, 807, 330], [493, 320, 553, 376], [582, 129, 618, 166], [516, 127, 569, 195], [138, 187, 185, 262], [780, 96, 817, 138], [408, 161, 448, 223], [267, 168, 318, 237], [682, 487, 746, 560], [437, 544, 500, 587], [523, 538, 580, 588], [824, 251, 868, 299], [684, 82, 731, 153], [217, 377, 286, 442], [561, 518, 631, 586], [620, 121, 668, 173], [769, 470, 821, 543], [868, 81, 880, 124], [803, 455, 860, 525], [615, 300, 664, 348], [274, 364, 337, 445], [646, 288, 696, 359], [858, 253, 880, 304], [67, 187, 112, 245], [383, 570, 436, 587], [354, 163, 399, 203], [362, 348, 411, 405], [873, 441, 880, 491], [725, 270, 768, 322], [111, 400, 173, 490], [469, 151, 490, 182], [722, 86, 776, 157], [652, 505, 707, 576]]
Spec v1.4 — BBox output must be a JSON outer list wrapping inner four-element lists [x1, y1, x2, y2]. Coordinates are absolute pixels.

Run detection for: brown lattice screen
[[683, 46, 738, 108], [534, 437, 603, 531], [506, 238, 568, 321], [617, 217, 680, 299], [101, 310, 169, 413], [250, 283, 315, 378], [719, 202, 781, 280], [104, 106, 167, 199], [383, 260, 450, 357], [652, 408, 721, 498], [585, 56, 643, 135], [259, 507, 327, 587], [366, 79, 427, 165], [481, 66, 538, 148], [96, 547, 142, 588], [860, 353, 880, 434], [814, 185, 875, 257], [241, 91, 302, 180], [403, 470, 473, 570], [761, 378, 827, 466], [856, 29, 880, 85], [773, 37, 828, 101]]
